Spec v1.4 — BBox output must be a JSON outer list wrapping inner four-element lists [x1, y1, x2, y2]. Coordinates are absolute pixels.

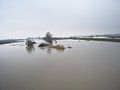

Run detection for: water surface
[[0, 40, 120, 90]]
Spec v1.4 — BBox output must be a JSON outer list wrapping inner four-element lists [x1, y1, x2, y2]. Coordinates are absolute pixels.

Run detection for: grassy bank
[[0, 39, 24, 45]]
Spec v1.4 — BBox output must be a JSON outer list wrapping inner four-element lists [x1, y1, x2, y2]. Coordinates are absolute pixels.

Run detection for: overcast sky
[[0, 0, 120, 39]]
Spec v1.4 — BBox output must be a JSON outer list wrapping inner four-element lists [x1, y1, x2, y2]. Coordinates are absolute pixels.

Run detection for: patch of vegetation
[[49, 44, 65, 49]]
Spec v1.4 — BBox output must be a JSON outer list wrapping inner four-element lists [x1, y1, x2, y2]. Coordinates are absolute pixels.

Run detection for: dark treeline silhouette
[[0, 39, 23, 45]]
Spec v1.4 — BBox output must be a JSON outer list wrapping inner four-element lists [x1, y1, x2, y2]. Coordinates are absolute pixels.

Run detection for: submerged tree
[[43, 32, 53, 44], [26, 37, 36, 46]]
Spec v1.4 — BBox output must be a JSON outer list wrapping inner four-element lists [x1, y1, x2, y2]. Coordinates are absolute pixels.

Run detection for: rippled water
[[0, 40, 120, 90]]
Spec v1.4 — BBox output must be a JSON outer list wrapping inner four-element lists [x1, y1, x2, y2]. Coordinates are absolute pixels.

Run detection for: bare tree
[[43, 32, 53, 44]]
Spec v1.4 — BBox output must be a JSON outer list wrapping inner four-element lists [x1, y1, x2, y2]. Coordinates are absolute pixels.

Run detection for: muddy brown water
[[0, 40, 120, 90]]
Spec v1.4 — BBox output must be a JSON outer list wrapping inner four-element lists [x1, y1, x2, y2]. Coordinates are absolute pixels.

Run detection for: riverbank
[[52, 37, 120, 43], [71, 37, 120, 43], [0, 39, 24, 45]]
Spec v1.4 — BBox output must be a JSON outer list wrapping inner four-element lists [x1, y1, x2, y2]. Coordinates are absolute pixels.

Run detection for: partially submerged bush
[[49, 44, 65, 49], [26, 39, 33, 46], [67, 46, 72, 48], [26, 38, 36, 46], [38, 43, 49, 47]]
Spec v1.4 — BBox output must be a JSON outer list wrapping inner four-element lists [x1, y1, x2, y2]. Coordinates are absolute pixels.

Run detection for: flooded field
[[0, 40, 120, 90]]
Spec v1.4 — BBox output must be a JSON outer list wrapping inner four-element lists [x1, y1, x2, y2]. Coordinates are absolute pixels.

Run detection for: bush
[[49, 44, 65, 49]]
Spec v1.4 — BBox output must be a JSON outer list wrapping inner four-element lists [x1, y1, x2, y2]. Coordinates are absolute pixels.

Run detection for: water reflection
[[47, 47, 64, 54], [54, 47, 64, 52], [38, 47, 46, 51], [47, 47, 52, 54], [26, 46, 35, 54], [38, 46, 65, 54]]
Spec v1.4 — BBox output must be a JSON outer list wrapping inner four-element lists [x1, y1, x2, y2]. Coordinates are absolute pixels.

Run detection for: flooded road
[[0, 40, 120, 90]]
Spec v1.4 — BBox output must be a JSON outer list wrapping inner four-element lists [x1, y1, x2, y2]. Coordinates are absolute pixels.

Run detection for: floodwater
[[0, 40, 120, 90]]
